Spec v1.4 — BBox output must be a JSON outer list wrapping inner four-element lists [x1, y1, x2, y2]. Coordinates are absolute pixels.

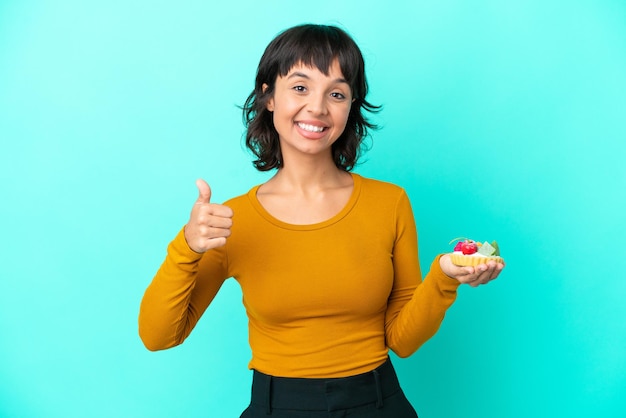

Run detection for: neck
[[268, 158, 350, 194]]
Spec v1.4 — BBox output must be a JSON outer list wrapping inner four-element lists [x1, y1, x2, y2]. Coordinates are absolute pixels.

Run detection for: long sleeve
[[138, 227, 229, 351], [384, 191, 460, 357]]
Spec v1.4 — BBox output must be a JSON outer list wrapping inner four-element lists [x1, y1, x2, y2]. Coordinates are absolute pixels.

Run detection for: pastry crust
[[450, 253, 504, 266]]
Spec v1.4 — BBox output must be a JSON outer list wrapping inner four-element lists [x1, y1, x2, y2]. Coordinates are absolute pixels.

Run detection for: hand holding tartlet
[[439, 238, 505, 287]]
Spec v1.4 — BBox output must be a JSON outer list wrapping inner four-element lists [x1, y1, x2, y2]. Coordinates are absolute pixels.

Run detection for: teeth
[[298, 122, 325, 133]]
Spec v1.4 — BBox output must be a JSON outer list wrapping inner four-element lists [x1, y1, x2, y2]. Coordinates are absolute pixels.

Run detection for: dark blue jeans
[[240, 358, 418, 417]]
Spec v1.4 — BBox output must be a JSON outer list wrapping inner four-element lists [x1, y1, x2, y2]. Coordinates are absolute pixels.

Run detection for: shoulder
[[351, 174, 416, 229], [352, 173, 413, 218], [221, 184, 261, 210], [354, 173, 407, 200]]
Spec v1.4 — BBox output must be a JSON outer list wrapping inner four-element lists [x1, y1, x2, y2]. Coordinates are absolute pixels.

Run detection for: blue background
[[1, 1, 625, 417]]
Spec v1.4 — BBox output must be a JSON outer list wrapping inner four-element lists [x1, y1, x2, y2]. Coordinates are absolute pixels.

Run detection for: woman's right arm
[[138, 228, 229, 350], [138, 179, 234, 351]]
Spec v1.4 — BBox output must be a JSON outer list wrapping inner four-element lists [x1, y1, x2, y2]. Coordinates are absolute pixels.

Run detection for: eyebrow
[[287, 71, 349, 85]]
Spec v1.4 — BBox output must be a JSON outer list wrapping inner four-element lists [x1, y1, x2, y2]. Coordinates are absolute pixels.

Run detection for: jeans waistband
[[250, 358, 401, 413]]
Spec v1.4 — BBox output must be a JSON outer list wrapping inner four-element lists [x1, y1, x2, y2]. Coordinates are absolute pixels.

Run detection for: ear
[[263, 83, 275, 112]]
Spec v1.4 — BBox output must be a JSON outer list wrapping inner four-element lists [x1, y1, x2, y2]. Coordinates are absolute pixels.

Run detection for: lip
[[295, 120, 329, 139]]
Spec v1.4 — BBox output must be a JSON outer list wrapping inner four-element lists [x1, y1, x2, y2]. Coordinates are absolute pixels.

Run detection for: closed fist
[[184, 179, 234, 253]]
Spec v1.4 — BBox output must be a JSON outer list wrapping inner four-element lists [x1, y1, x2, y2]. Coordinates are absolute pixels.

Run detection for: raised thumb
[[195, 179, 212, 204]]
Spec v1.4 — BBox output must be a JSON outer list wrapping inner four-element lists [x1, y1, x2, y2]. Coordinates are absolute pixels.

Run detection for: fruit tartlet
[[449, 238, 504, 266]]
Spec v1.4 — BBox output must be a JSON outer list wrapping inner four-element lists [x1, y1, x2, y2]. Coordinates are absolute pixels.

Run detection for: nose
[[306, 92, 329, 115]]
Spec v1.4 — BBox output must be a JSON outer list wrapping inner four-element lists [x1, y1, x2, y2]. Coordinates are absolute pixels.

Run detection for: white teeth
[[298, 122, 325, 133]]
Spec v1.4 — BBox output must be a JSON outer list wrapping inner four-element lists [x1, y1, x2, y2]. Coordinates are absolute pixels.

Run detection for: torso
[[222, 173, 408, 377]]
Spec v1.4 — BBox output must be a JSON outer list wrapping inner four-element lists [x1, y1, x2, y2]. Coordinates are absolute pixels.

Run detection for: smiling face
[[265, 59, 353, 165]]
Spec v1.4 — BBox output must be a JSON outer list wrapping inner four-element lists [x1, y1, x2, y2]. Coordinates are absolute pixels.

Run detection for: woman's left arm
[[384, 191, 504, 358]]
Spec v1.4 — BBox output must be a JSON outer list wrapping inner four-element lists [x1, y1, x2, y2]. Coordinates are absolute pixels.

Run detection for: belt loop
[[373, 369, 383, 409], [265, 375, 272, 415]]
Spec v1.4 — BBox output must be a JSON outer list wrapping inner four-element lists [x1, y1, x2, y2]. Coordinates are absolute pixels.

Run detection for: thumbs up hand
[[184, 179, 234, 253]]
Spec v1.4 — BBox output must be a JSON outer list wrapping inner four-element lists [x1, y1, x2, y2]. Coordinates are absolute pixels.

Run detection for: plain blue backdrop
[[1, 1, 625, 417]]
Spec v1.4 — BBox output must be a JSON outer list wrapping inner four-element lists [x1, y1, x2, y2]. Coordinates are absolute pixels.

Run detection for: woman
[[139, 24, 504, 417]]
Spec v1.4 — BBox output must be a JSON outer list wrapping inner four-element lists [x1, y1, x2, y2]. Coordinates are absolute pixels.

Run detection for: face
[[265, 59, 353, 164]]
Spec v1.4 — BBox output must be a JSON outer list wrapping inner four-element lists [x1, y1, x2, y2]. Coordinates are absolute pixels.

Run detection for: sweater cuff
[[429, 254, 462, 292], [168, 226, 204, 264]]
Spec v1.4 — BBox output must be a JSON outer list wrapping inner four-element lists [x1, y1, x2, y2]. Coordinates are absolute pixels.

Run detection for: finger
[[207, 204, 234, 218], [452, 265, 475, 277], [475, 262, 503, 284], [204, 215, 233, 229], [196, 207, 234, 226], [205, 236, 227, 250], [196, 215, 233, 233], [457, 266, 487, 285], [458, 267, 477, 283], [483, 261, 504, 279], [199, 225, 232, 239], [195, 179, 212, 204]]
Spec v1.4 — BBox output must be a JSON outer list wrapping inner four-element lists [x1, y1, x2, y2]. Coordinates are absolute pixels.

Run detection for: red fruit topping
[[453, 242, 463, 251], [461, 241, 478, 255]]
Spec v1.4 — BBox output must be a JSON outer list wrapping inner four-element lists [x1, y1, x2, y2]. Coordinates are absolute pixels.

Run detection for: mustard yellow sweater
[[139, 174, 460, 378]]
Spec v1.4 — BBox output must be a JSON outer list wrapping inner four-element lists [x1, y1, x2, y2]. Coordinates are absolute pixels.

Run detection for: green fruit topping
[[477, 241, 496, 256], [491, 240, 500, 256]]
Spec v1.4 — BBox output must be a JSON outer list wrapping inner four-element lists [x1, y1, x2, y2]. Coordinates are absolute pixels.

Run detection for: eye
[[293, 85, 307, 93], [331, 92, 347, 100]]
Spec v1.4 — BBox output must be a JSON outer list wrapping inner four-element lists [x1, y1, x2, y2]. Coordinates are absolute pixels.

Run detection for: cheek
[[337, 107, 352, 128], [272, 99, 297, 119]]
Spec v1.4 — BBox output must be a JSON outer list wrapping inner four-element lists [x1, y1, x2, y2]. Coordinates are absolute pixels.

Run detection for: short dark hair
[[242, 24, 380, 171]]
